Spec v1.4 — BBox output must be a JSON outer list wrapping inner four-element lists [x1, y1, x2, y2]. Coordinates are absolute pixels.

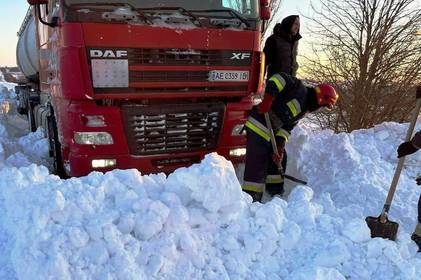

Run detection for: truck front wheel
[[47, 111, 66, 178], [15, 87, 27, 115], [27, 99, 36, 132]]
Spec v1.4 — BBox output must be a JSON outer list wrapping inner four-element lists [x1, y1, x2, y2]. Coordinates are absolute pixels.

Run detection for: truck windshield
[[64, 0, 259, 19]]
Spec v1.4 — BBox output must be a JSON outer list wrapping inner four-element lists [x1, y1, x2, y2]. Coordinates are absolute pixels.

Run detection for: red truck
[[16, 0, 269, 177]]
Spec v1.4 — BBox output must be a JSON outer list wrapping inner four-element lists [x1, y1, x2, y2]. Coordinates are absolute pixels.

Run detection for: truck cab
[[18, 0, 270, 177]]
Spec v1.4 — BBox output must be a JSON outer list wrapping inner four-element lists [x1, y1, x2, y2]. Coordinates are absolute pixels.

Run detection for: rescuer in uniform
[[242, 72, 339, 202]]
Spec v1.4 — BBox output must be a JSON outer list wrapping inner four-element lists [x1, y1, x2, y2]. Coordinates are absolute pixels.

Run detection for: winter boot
[[244, 190, 263, 203], [411, 223, 421, 252], [265, 180, 284, 198]]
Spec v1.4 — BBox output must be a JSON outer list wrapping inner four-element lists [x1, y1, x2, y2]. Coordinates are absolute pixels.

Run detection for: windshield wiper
[[136, 7, 202, 27], [68, 2, 152, 24], [190, 9, 250, 28]]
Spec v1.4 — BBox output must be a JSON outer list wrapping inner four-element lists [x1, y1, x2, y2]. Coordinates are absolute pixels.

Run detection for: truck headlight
[[229, 148, 246, 157], [74, 132, 114, 145], [231, 124, 246, 136], [92, 159, 116, 168]]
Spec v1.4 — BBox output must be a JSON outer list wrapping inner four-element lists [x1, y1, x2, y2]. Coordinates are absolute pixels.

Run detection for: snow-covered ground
[[0, 75, 420, 280]]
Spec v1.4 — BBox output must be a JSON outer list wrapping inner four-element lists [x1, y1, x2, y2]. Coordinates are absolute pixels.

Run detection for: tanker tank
[[16, 8, 39, 83]]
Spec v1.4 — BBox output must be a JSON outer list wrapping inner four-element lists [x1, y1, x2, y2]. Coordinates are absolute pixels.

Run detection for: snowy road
[[0, 76, 421, 279]]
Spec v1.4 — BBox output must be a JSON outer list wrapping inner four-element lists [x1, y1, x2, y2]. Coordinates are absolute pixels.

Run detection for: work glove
[[258, 93, 274, 114], [397, 141, 418, 158], [272, 141, 285, 165]]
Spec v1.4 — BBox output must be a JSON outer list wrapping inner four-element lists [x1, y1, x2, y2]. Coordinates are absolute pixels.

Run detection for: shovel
[[264, 112, 307, 185], [366, 89, 421, 240]]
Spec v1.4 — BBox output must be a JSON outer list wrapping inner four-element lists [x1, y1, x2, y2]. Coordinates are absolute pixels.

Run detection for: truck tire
[[17, 105, 27, 115], [27, 99, 36, 132], [47, 111, 66, 178], [15, 87, 27, 115]]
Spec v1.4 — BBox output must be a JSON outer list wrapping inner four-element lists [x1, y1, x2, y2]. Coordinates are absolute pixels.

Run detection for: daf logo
[[90, 49, 128, 58], [231, 52, 251, 60]]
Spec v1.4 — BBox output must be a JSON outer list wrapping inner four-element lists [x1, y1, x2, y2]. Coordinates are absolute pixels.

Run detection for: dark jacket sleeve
[[263, 36, 276, 70], [291, 41, 299, 77], [412, 131, 421, 149]]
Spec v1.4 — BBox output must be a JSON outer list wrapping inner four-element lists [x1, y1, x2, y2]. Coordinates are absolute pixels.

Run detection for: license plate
[[209, 70, 249, 82]]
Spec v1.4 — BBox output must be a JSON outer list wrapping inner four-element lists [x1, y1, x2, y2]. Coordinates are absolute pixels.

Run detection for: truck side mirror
[[260, 0, 271, 20], [30, 0, 59, 28], [27, 0, 49, 5]]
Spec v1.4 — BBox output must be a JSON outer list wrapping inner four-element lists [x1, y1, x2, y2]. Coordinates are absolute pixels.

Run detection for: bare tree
[[263, 0, 282, 37], [301, 0, 421, 132]]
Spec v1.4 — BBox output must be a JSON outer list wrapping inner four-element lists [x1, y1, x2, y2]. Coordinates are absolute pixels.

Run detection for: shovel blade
[[366, 216, 399, 241]]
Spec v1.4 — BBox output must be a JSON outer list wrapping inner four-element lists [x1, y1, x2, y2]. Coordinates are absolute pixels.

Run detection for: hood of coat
[[273, 15, 302, 43]]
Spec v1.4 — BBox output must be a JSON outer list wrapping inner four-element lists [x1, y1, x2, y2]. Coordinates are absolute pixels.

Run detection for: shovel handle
[[380, 97, 421, 222], [284, 174, 308, 185]]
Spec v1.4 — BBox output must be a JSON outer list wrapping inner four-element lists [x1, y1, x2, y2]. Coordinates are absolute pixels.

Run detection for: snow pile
[[0, 73, 17, 95], [288, 123, 421, 232], [0, 76, 52, 280], [0, 75, 49, 169], [0, 157, 247, 279], [0, 78, 421, 279], [1, 137, 421, 279]]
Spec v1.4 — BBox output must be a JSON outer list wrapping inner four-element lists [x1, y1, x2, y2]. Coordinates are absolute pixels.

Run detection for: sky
[[0, 0, 313, 67], [0, 1, 29, 67]]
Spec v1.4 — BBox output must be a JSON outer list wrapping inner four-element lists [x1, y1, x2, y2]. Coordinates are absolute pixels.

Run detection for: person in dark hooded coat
[[263, 15, 301, 77]]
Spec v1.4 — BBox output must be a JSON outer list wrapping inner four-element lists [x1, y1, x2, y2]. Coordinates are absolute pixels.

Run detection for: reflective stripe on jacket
[[245, 116, 291, 142]]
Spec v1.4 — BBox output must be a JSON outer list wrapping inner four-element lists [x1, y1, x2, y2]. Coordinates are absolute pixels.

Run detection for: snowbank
[[0, 78, 421, 279]]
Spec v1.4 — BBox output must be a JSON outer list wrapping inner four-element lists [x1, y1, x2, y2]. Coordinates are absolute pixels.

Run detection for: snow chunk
[[342, 218, 371, 243], [287, 266, 346, 280], [166, 153, 245, 215]]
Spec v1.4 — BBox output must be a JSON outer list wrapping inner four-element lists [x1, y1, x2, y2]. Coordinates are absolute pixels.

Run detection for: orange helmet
[[315, 84, 338, 109]]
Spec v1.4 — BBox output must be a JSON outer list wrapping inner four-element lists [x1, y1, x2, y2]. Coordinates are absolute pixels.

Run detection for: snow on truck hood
[[0, 78, 421, 279]]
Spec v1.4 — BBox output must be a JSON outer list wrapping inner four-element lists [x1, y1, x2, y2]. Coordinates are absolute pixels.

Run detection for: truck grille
[[122, 103, 225, 155], [95, 85, 247, 93], [87, 47, 251, 94], [128, 48, 250, 66], [130, 71, 208, 82]]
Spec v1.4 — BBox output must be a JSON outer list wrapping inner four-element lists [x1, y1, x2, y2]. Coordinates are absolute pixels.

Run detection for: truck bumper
[[66, 146, 245, 177]]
